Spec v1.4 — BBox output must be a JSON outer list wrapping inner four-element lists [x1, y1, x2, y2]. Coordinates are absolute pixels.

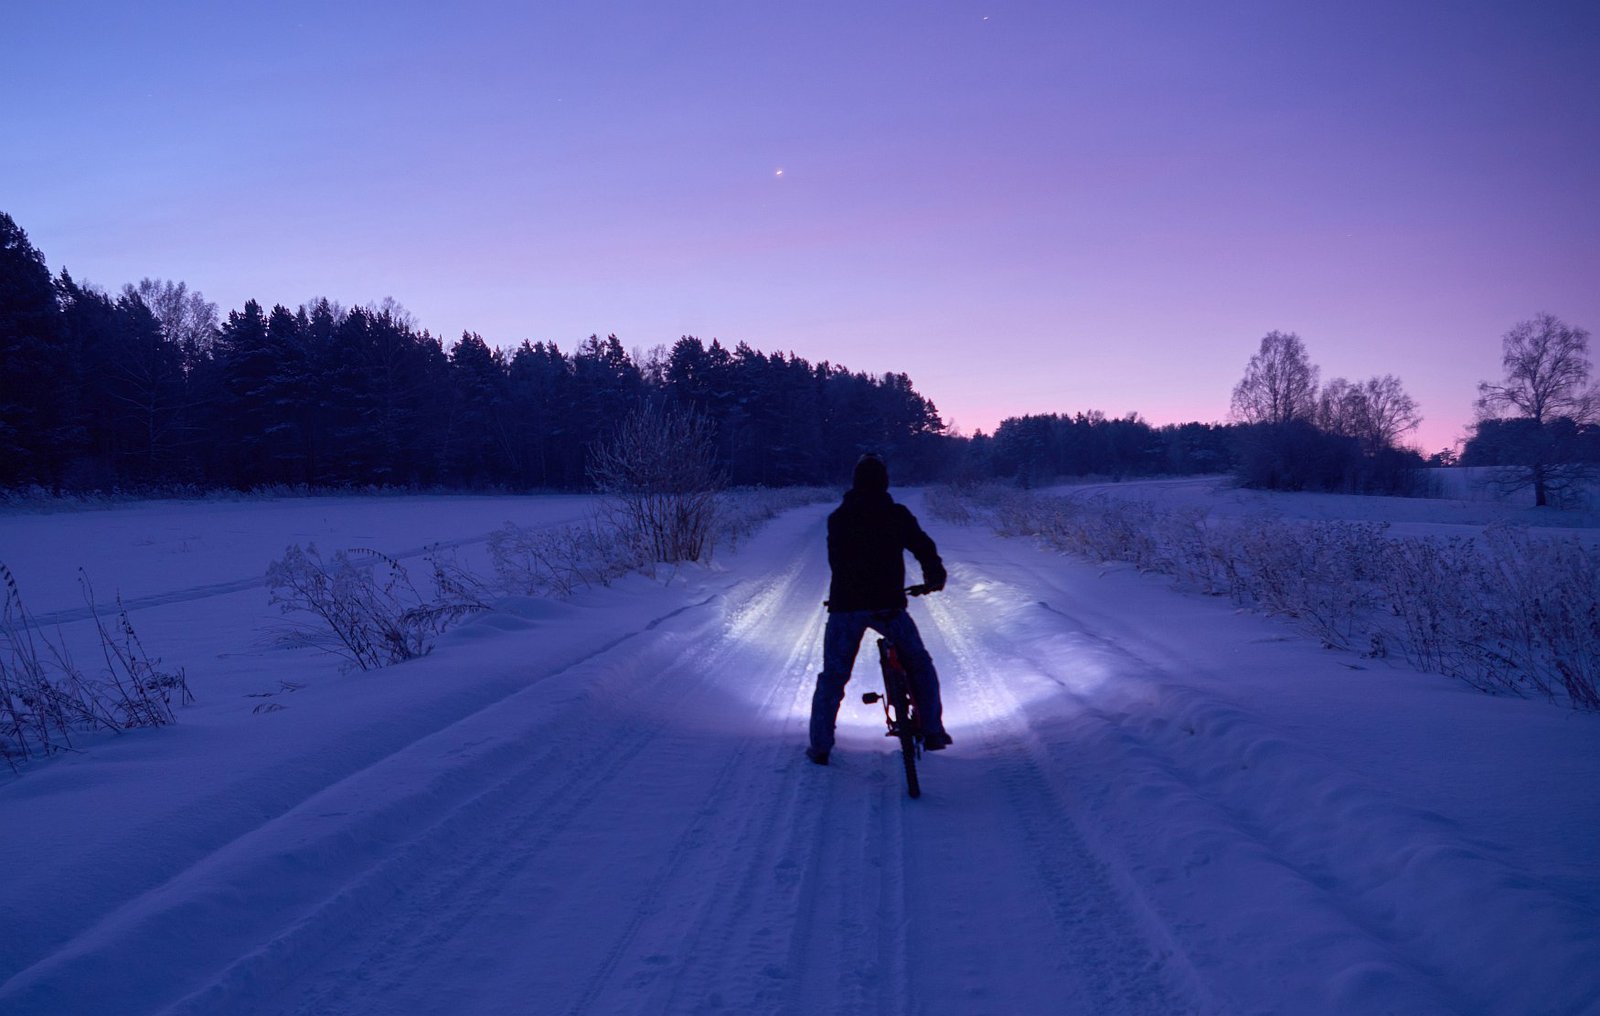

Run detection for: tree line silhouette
[[32, 207, 1579, 500], [1, 211, 1249, 494], [1, 213, 952, 490]]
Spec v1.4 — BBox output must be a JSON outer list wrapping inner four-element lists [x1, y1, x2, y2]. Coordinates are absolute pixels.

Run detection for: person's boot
[[805, 746, 830, 766]]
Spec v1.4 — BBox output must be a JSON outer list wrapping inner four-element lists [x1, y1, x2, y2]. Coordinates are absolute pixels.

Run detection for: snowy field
[[2, 487, 1597, 1014]]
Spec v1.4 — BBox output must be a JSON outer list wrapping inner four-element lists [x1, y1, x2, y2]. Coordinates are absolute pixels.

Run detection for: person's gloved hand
[[924, 566, 947, 592]]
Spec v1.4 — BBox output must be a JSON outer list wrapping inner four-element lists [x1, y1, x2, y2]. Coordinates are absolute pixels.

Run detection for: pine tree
[[445, 331, 507, 484], [503, 341, 569, 487], [107, 291, 187, 481], [214, 300, 274, 485], [572, 334, 644, 484], [0, 214, 66, 484], [260, 304, 312, 483]]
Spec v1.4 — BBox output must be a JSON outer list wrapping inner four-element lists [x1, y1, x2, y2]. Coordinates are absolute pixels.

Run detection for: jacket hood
[[851, 454, 889, 493]]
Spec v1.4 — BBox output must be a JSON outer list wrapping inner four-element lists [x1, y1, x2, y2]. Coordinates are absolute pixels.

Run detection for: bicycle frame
[[824, 584, 936, 798], [863, 635, 922, 798]]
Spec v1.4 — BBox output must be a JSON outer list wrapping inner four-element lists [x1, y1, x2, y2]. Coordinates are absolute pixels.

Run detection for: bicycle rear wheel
[[879, 638, 922, 799], [887, 676, 921, 799]]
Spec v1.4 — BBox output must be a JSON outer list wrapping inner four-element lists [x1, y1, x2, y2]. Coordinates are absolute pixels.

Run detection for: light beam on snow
[[926, 577, 1122, 721]]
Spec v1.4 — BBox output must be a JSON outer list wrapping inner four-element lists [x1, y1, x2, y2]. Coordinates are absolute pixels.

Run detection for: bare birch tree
[[1321, 375, 1421, 454], [1476, 313, 1596, 507], [1231, 331, 1320, 426], [121, 278, 218, 373]]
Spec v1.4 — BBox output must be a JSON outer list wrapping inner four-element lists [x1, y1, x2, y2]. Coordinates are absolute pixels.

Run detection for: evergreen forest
[[1, 211, 1239, 493]]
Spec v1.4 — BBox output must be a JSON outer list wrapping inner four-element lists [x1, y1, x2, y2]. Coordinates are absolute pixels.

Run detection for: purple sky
[[5, 1, 1597, 453]]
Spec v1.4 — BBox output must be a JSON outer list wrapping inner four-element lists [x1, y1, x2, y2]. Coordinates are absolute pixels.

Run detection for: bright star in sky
[[1, 3, 1594, 455]]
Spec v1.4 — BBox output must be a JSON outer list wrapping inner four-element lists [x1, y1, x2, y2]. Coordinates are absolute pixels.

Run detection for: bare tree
[[1478, 313, 1595, 424], [121, 278, 218, 374], [1316, 377, 1363, 439], [1319, 374, 1421, 454], [1476, 313, 1596, 507], [1360, 375, 1422, 451], [365, 296, 417, 332], [299, 296, 348, 326], [588, 402, 725, 564], [1231, 331, 1320, 425]]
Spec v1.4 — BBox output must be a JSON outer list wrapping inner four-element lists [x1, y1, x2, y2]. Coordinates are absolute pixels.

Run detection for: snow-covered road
[[3, 497, 1596, 1014]]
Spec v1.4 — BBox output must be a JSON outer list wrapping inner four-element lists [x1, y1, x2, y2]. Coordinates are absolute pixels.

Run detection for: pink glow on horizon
[[3, 2, 1595, 461]]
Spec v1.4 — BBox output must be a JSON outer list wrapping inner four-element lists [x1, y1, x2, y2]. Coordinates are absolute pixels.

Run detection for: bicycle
[[859, 583, 936, 799]]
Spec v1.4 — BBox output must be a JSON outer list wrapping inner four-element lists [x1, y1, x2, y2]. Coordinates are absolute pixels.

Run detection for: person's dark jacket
[[826, 489, 946, 613]]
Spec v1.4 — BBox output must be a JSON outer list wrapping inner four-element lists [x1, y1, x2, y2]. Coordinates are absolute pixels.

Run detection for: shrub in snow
[[588, 403, 723, 565], [487, 519, 644, 597], [1373, 535, 1511, 689], [267, 479, 833, 671], [1476, 527, 1600, 708], [488, 486, 835, 599], [950, 490, 1600, 711], [924, 485, 976, 525], [0, 564, 191, 770], [1224, 518, 1389, 653], [266, 544, 490, 672]]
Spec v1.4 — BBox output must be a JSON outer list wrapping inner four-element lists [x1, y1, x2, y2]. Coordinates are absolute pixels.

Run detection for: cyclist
[[807, 453, 952, 766]]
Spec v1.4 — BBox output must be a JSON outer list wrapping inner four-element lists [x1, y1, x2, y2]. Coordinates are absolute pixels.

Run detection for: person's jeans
[[810, 608, 945, 753]]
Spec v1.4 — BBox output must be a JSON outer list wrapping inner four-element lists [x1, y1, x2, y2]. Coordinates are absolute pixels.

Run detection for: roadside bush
[[925, 484, 977, 525], [949, 490, 1600, 710], [486, 519, 644, 598], [267, 480, 830, 670], [589, 403, 723, 565], [1226, 518, 1388, 651], [266, 544, 490, 672], [1479, 527, 1600, 707], [1374, 536, 1507, 688], [488, 486, 835, 598], [0, 564, 191, 770]]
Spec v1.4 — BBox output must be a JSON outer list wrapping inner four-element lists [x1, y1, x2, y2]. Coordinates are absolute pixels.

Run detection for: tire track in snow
[[872, 769, 914, 1016], [25, 514, 588, 627], [928, 574, 1387, 1013], [0, 575, 733, 1015], [642, 614, 839, 1015], [556, 705, 808, 1013], [557, 550, 847, 1015], [207, 519, 835, 1016], [1003, 666, 1462, 1013], [188, 614, 726, 1015], [919, 588, 1204, 1015], [984, 555, 1600, 1014], [789, 777, 881, 1016], [788, 737, 910, 1012], [926, 532, 1600, 1014], [262, 636, 795, 1015], [646, 750, 831, 1015], [256, 692, 678, 1016]]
